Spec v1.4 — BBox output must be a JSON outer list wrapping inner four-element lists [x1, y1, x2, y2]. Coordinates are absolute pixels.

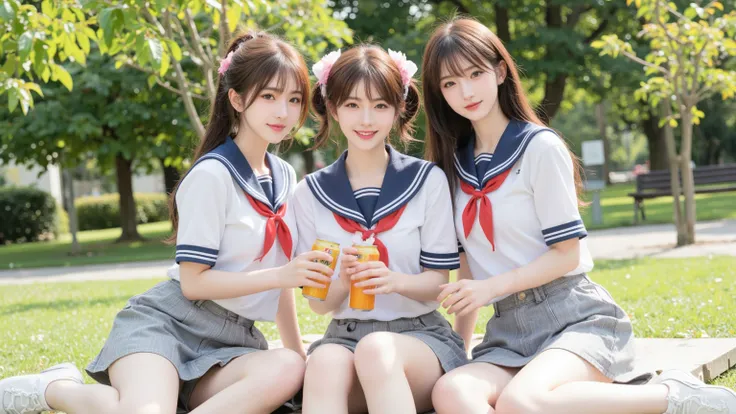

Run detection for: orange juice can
[[302, 239, 340, 301], [349, 244, 380, 311]]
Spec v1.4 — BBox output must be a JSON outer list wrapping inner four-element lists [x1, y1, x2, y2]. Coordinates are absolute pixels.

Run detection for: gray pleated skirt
[[86, 279, 267, 410], [308, 310, 468, 373], [471, 274, 636, 380]]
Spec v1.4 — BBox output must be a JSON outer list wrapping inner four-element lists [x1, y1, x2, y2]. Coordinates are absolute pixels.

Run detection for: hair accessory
[[218, 51, 235, 75], [312, 50, 342, 97], [388, 49, 418, 99]]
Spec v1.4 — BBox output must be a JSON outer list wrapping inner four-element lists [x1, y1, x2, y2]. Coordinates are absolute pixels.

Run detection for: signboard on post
[[581, 139, 605, 225]]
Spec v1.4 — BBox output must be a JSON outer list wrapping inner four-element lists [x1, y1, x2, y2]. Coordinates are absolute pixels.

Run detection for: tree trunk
[[494, 4, 510, 43], [535, 4, 566, 125], [661, 104, 688, 246], [115, 154, 143, 242], [161, 159, 181, 195], [301, 150, 315, 175], [680, 109, 696, 245], [62, 168, 81, 255], [641, 109, 669, 171], [595, 101, 612, 185]]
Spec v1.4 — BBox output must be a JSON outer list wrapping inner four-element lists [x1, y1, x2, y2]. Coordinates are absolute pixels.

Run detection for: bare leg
[[431, 362, 519, 414], [353, 332, 444, 414], [187, 348, 304, 414], [494, 349, 669, 414], [302, 344, 367, 414], [46, 353, 180, 414]]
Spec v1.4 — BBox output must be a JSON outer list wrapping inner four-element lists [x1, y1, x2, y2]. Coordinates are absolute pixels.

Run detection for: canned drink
[[302, 239, 340, 301], [349, 244, 380, 311]]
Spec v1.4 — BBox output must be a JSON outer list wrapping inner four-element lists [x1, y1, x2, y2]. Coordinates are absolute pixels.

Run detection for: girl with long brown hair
[[0, 31, 334, 414], [293, 45, 467, 414], [423, 17, 736, 414]]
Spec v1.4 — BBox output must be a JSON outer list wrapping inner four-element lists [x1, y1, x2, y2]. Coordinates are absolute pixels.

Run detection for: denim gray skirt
[[471, 274, 636, 380], [308, 310, 468, 373], [86, 279, 267, 409]]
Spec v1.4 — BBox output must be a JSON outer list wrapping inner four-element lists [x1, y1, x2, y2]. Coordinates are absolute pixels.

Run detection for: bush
[[0, 187, 58, 244], [75, 193, 169, 231]]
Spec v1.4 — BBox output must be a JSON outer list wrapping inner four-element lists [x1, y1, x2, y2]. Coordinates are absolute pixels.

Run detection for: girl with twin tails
[[293, 45, 467, 414], [0, 31, 335, 414], [422, 17, 736, 414]]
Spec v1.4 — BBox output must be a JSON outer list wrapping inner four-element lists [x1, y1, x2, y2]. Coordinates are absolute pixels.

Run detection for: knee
[[263, 348, 306, 392], [431, 372, 476, 414], [495, 386, 547, 414], [305, 346, 353, 378], [353, 332, 399, 377]]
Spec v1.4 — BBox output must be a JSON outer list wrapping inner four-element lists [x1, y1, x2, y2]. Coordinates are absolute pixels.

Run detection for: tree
[[0, 50, 193, 241], [595, 0, 736, 246], [87, 0, 352, 138]]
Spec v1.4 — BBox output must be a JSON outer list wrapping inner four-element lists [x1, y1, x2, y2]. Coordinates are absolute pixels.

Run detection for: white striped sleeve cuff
[[541, 219, 588, 246], [420, 251, 461, 270], [176, 245, 219, 267]]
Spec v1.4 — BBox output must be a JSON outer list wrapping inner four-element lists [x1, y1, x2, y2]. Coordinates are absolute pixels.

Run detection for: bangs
[[434, 35, 496, 81], [329, 54, 403, 107], [251, 54, 309, 98]]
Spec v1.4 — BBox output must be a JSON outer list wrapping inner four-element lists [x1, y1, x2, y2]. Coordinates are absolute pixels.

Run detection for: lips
[[465, 101, 482, 111], [267, 124, 286, 132], [354, 130, 378, 140]]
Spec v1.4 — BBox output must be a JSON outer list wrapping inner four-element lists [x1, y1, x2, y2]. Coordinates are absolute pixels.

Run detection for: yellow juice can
[[349, 244, 380, 311], [302, 239, 340, 301]]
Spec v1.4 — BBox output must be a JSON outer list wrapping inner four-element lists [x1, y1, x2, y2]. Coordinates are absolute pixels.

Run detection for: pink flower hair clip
[[312, 50, 342, 97], [218, 51, 235, 75], [388, 49, 418, 99]]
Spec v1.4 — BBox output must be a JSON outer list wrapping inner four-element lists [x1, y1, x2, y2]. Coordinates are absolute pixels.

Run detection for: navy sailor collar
[[454, 119, 552, 189], [306, 145, 434, 228], [192, 137, 290, 211]]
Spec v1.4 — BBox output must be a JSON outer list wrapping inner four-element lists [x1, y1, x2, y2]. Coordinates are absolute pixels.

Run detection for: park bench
[[629, 164, 736, 223]]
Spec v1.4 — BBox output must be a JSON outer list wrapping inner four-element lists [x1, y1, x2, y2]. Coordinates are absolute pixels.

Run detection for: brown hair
[[311, 45, 420, 149], [167, 31, 310, 243], [422, 18, 584, 202]]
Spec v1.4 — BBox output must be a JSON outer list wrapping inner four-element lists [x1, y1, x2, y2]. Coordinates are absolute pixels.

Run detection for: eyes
[[344, 102, 390, 109], [442, 70, 484, 88], [260, 93, 302, 104]]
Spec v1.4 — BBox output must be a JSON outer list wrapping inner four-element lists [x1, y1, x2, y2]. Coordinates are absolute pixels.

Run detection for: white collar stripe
[[202, 153, 272, 207], [307, 176, 366, 224], [373, 162, 432, 219]]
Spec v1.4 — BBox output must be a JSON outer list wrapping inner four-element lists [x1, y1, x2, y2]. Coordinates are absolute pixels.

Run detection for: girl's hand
[[337, 246, 359, 290], [351, 261, 404, 295], [278, 251, 334, 289], [437, 278, 498, 316]]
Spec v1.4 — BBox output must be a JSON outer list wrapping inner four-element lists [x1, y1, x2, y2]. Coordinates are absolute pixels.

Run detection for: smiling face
[[332, 80, 397, 153], [438, 56, 506, 123], [230, 75, 304, 145]]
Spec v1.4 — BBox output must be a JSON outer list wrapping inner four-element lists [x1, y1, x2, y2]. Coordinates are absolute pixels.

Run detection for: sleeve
[[174, 162, 229, 266], [419, 167, 461, 270], [291, 179, 317, 256], [530, 134, 588, 246]]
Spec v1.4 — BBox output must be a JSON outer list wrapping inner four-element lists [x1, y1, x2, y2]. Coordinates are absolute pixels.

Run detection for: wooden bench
[[629, 164, 736, 223]]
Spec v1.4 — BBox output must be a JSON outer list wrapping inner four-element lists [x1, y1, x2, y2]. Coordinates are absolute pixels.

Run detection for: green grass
[[0, 221, 175, 270], [581, 183, 736, 230], [0, 257, 733, 388]]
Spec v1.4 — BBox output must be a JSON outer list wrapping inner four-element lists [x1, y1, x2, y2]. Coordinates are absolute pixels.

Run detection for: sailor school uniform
[[86, 137, 297, 409], [454, 119, 636, 380], [292, 146, 468, 372]]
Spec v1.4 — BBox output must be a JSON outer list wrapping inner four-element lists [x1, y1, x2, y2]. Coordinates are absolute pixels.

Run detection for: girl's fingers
[[441, 289, 467, 309], [447, 296, 473, 315], [304, 261, 334, 276], [355, 276, 386, 289], [437, 283, 461, 302], [351, 269, 382, 281], [457, 301, 481, 317], [305, 271, 332, 284]]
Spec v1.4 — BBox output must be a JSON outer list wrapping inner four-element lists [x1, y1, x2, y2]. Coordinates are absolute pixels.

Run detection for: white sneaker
[[651, 369, 736, 414], [0, 363, 83, 414]]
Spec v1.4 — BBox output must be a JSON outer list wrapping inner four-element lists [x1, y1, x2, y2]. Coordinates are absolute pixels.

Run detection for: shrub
[[0, 187, 58, 244], [75, 193, 169, 231]]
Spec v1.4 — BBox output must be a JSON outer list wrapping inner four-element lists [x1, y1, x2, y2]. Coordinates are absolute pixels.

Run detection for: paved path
[[0, 220, 733, 284]]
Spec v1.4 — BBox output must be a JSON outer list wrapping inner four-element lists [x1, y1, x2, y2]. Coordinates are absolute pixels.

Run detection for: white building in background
[[0, 162, 63, 204], [0, 162, 165, 201]]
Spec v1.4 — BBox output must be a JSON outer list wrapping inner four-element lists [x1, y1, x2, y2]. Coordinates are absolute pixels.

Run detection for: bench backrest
[[636, 164, 736, 192]]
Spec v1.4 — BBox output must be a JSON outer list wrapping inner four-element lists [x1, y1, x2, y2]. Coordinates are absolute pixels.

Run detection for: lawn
[[1, 183, 734, 270], [0, 256, 733, 389], [0, 221, 175, 270], [580, 183, 736, 230]]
